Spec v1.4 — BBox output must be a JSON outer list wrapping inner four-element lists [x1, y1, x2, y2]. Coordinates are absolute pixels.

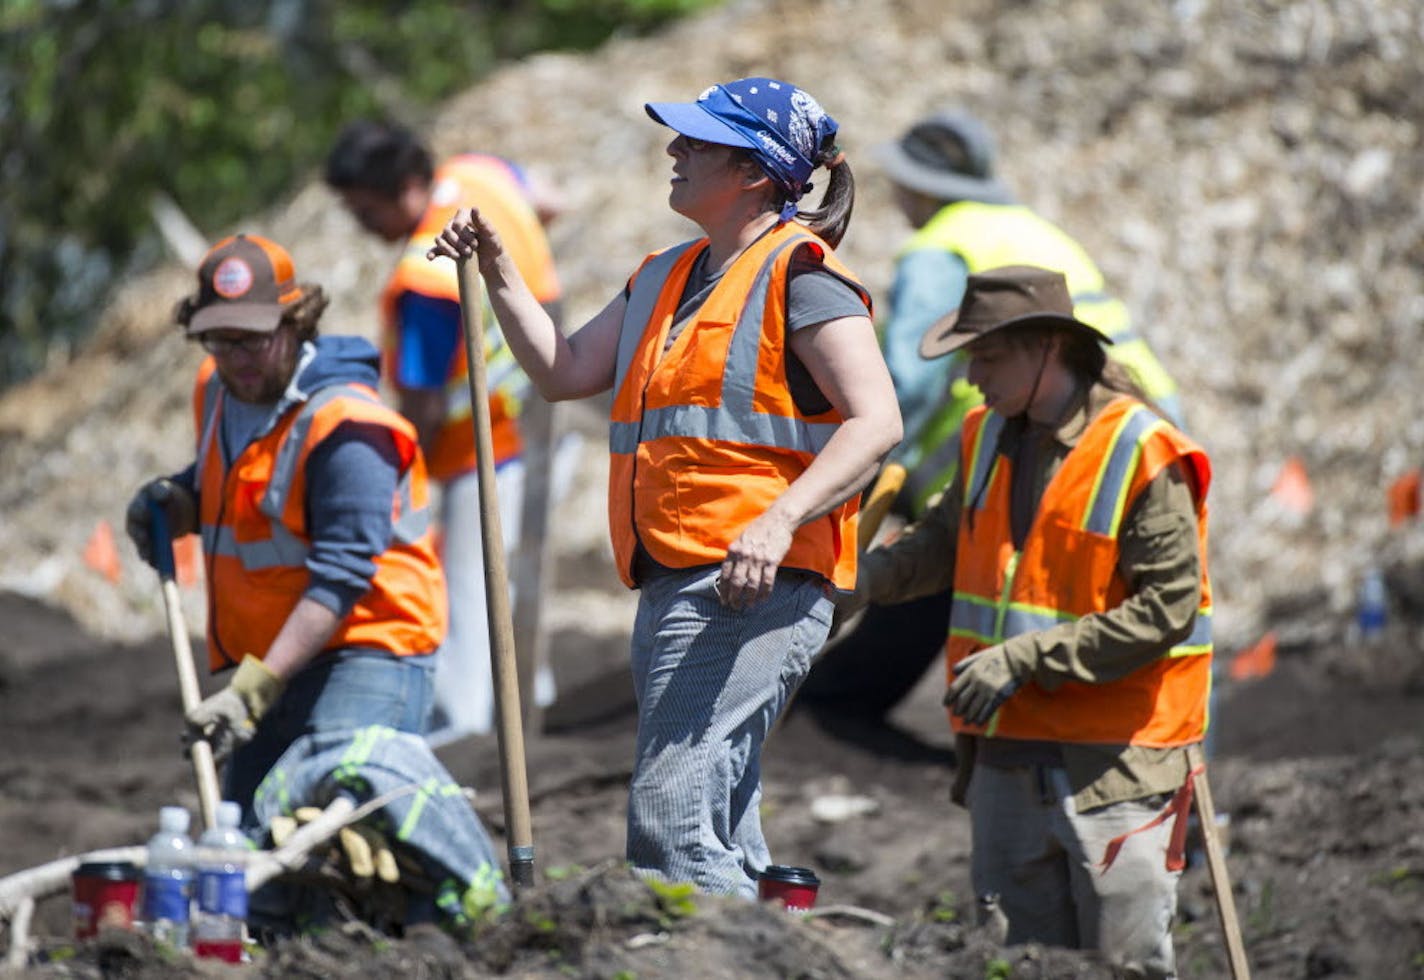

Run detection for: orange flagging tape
[[82, 519, 123, 584], [1269, 456, 1314, 516], [174, 534, 203, 587], [1229, 630, 1278, 682], [1387, 469, 1421, 527], [1099, 763, 1203, 874]]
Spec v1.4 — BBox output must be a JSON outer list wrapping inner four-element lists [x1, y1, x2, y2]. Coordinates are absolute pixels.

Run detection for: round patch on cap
[[212, 257, 254, 299]]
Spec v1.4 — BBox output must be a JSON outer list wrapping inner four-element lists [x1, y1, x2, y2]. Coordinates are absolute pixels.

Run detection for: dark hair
[[1010, 324, 1170, 419], [735, 141, 856, 249], [324, 120, 433, 198], [173, 283, 329, 340]]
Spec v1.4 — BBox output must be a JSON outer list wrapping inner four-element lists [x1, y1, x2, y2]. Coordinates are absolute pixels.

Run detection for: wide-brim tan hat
[[920, 265, 1113, 360]]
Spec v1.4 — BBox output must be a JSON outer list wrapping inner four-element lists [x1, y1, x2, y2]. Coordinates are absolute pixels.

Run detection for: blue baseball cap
[[646, 77, 838, 221]]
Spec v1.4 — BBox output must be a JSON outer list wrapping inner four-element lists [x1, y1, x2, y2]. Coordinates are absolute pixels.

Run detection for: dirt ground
[[2, 0, 1423, 976], [2, 563, 1423, 978]]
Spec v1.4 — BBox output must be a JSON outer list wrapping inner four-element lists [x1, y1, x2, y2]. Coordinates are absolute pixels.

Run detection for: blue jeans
[[626, 566, 833, 898], [224, 651, 435, 824]]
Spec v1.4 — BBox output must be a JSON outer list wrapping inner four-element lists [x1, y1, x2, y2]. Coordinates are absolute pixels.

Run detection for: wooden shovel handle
[[456, 259, 536, 889], [149, 501, 222, 832]]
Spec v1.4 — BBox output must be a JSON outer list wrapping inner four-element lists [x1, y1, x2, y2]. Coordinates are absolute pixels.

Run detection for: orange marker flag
[[1387, 469, 1421, 527], [174, 534, 203, 587], [82, 519, 123, 584], [1228, 630, 1277, 682], [1269, 456, 1314, 516]]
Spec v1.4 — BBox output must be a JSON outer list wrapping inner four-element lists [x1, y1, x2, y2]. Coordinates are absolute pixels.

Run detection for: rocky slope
[[2, 0, 1420, 654], [2, 2, 1424, 977]]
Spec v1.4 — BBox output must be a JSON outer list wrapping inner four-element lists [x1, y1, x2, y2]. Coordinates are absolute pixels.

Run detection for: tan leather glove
[[185, 655, 284, 763], [124, 477, 197, 568], [944, 645, 1031, 727], [270, 808, 399, 884]]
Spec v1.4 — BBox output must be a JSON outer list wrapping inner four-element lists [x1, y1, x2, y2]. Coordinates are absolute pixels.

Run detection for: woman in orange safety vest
[[427, 77, 902, 898], [850, 265, 1212, 978]]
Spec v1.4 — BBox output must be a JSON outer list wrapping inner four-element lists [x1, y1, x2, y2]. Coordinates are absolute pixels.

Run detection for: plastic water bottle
[[193, 801, 248, 963], [141, 806, 194, 948], [1357, 566, 1388, 638]]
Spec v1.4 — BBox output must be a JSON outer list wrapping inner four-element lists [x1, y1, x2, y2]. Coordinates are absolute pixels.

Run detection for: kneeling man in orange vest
[[847, 265, 1212, 979], [125, 234, 447, 822]]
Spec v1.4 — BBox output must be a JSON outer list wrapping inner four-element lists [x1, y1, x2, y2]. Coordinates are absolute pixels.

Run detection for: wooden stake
[[1185, 742, 1251, 979]]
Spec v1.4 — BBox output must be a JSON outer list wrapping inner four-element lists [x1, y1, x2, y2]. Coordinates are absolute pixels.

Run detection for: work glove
[[944, 645, 1030, 727], [184, 655, 284, 764], [125, 477, 197, 568], [270, 807, 401, 884]]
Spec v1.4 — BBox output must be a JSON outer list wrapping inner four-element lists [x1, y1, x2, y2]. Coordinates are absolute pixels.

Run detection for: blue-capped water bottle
[[1357, 565, 1388, 638], [194, 801, 249, 963], [142, 805, 194, 947]]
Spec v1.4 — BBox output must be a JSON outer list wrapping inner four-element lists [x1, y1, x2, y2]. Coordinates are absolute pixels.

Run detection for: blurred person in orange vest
[[325, 121, 565, 745], [429, 77, 902, 897], [124, 234, 447, 820], [845, 265, 1212, 978]]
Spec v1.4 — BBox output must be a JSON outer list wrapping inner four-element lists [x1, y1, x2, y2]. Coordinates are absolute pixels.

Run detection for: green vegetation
[[0, 0, 720, 389], [647, 877, 698, 924]]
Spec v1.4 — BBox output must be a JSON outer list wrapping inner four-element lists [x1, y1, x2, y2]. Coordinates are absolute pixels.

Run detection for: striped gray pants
[[626, 565, 833, 898]]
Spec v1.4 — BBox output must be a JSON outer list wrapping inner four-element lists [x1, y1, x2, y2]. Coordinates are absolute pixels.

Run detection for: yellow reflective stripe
[[993, 551, 1021, 641], [1081, 408, 1163, 537], [962, 412, 1004, 511], [397, 776, 442, 842]]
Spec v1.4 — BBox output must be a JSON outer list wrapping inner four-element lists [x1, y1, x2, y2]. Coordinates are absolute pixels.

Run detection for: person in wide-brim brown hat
[[843, 259, 1214, 976], [919, 264, 1113, 360]]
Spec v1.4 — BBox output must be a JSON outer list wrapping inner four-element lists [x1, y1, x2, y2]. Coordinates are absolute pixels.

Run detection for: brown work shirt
[[858, 383, 1205, 811]]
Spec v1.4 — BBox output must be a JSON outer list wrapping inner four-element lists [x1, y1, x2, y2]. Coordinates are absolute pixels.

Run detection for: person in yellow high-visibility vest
[[798, 110, 1183, 732]]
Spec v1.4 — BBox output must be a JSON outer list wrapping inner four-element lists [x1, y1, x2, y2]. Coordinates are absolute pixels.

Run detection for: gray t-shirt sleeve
[[302, 423, 403, 616], [784, 254, 871, 415]]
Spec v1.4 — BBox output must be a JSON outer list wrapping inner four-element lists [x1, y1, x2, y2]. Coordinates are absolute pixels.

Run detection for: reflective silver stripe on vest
[[610, 236, 837, 456], [962, 412, 1006, 513], [260, 385, 374, 518], [203, 383, 430, 569], [1081, 406, 1162, 537], [196, 370, 225, 467], [951, 593, 1074, 644], [613, 242, 698, 398], [201, 520, 309, 570], [391, 474, 429, 544], [1170, 608, 1212, 655], [953, 590, 1211, 654]]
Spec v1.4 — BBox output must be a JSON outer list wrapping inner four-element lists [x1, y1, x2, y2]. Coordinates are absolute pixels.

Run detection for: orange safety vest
[[945, 396, 1213, 745], [379, 154, 562, 481], [607, 223, 870, 590], [192, 359, 447, 672]]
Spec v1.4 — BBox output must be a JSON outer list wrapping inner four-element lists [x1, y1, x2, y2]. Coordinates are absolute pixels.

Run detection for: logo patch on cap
[[212, 257, 254, 299]]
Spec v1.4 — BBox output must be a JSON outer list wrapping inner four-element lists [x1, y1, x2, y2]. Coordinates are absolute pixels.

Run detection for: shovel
[[455, 258, 536, 890], [148, 500, 222, 832]]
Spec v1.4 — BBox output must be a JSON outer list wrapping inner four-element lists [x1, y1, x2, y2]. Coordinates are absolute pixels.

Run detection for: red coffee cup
[[72, 861, 141, 939], [757, 865, 821, 911]]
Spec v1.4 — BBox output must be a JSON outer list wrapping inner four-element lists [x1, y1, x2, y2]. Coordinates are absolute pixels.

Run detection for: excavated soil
[[3, 0, 1424, 976]]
